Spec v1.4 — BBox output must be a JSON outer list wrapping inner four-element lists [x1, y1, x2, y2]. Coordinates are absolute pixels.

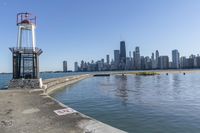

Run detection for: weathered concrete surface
[[0, 89, 126, 133]]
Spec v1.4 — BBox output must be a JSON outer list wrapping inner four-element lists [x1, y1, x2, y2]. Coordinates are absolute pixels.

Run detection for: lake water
[[0, 72, 88, 89], [51, 73, 200, 133]]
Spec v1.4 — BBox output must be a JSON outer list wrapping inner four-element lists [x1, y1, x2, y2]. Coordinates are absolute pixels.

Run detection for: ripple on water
[[51, 74, 200, 133]]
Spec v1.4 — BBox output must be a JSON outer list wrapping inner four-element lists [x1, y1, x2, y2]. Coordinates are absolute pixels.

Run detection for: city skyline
[[1, 0, 200, 72], [73, 40, 200, 72]]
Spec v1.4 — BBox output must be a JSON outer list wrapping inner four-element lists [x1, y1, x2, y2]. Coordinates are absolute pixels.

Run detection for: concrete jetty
[[0, 74, 126, 133], [43, 74, 92, 94]]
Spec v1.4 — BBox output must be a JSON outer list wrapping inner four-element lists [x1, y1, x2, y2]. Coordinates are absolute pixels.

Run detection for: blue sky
[[0, 0, 200, 72]]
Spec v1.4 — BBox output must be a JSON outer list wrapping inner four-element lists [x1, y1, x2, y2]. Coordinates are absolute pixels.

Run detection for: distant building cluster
[[63, 41, 200, 72]]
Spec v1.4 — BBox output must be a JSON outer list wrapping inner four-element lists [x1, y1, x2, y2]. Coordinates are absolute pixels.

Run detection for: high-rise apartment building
[[158, 56, 169, 69], [156, 50, 159, 68], [63, 61, 67, 72], [151, 53, 154, 60], [119, 41, 126, 70], [151, 52, 157, 69], [134, 46, 141, 70], [114, 50, 120, 69], [125, 57, 132, 70], [129, 51, 132, 58], [106, 54, 110, 64], [156, 50, 159, 59], [140, 56, 145, 70], [172, 49, 180, 69], [74, 62, 79, 72], [120, 41, 126, 62], [180, 56, 186, 68], [144, 56, 151, 70]]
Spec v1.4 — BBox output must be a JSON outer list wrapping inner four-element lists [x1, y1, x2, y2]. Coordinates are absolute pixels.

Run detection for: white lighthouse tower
[[9, 13, 43, 89], [17, 12, 37, 50]]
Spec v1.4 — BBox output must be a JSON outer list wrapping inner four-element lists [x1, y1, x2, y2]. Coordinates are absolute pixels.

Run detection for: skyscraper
[[180, 56, 186, 69], [140, 56, 145, 70], [106, 54, 110, 64], [114, 50, 120, 69], [151, 53, 154, 60], [133, 51, 135, 69], [120, 41, 126, 65], [158, 56, 169, 69], [74, 62, 79, 72], [156, 50, 159, 68], [144, 56, 151, 69], [156, 50, 159, 59], [125, 57, 132, 70], [134, 46, 141, 70], [63, 61, 67, 72], [172, 49, 180, 69], [151, 52, 156, 69], [129, 51, 132, 58]]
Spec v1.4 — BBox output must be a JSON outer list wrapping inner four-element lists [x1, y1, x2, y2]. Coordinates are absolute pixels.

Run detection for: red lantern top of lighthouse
[[17, 12, 36, 26]]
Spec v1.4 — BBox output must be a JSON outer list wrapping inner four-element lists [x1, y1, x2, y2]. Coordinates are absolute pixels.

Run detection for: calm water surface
[[51, 74, 200, 133], [0, 72, 88, 89]]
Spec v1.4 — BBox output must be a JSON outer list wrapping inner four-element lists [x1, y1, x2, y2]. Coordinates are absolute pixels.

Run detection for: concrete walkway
[[0, 89, 126, 133]]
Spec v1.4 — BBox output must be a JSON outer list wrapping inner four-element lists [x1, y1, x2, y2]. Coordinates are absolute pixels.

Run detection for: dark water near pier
[[52, 73, 200, 133], [0, 72, 88, 89]]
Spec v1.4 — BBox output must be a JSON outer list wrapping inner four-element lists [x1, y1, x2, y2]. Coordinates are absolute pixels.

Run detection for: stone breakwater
[[0, 74, 126, 133], [8, 78, 43, 89], [42, 74, 93, 94]]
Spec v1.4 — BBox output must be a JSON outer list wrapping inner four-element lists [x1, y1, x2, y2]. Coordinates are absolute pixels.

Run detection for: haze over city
[[1, 0, 200, 72]]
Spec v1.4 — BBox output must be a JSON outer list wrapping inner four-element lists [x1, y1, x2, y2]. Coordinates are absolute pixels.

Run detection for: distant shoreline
[[149, 69, 200, 74], [2, 69, 200, 75], [92, 69, 200, 75]]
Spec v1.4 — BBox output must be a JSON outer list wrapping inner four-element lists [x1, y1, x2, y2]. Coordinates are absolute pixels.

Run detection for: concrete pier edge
[[43, 74, 93, 94], [0, 74, 126, 133], [42, 74, 126, 132]]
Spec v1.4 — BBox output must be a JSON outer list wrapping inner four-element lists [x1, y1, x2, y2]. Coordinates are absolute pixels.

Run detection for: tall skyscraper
[[172, 49, 180, 69], [151, 52, 157, 69], [74, 62, 79, 72], [155, 50, 159, 68], [101, 58, 104, 64], [125, 57, 132, 70], [129, 51, 132, 58], [63, 61, 67, 72], [156, 50, 159, 60], [151, 53, 154, 60], [134, 46, 141, 70], [114, 50, 120, 69], [120, 41, 126, 64], [106, 54, 110, 64], [140, 56, 145, 70]]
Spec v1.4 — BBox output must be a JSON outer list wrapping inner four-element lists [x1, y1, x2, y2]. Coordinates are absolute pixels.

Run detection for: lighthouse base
[[8, 78, 43, 89]]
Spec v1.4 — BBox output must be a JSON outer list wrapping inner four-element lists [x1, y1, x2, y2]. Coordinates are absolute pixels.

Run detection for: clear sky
[[0, 0, 200, 72]]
